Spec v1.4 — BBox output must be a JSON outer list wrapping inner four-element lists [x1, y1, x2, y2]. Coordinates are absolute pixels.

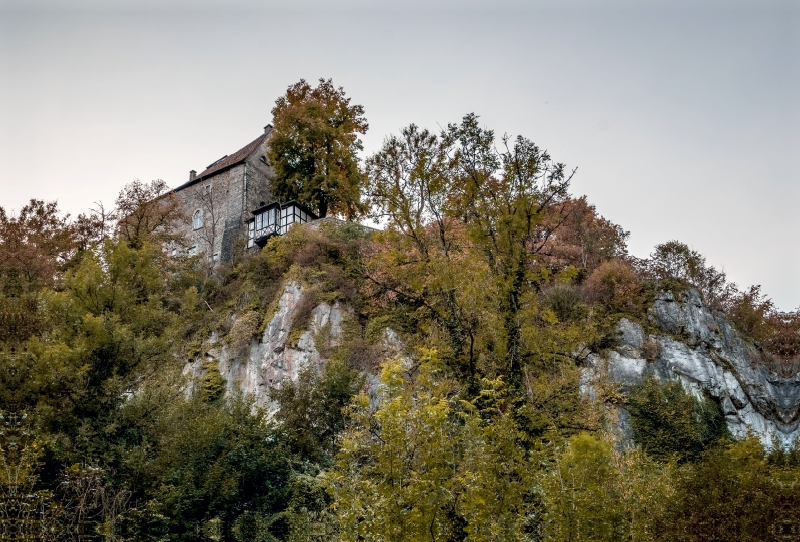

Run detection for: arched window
[[193, 209, 203, 230]]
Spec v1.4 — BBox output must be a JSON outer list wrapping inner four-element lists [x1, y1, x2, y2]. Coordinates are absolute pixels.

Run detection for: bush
[[582, 260, 643, 312], [640, 338, 662, 361], [227, 310, 260, 359], [270, 359, 363, 464], [201, 360, 226, 402], [642, 241, 734, 308], [541, 283, 587, 323], [662, 438, 778, 541], [137, 399, 292, 541], [628, 376, 729, 463]]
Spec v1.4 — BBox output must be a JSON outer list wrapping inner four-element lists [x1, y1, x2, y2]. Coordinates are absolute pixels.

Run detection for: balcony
[[247, 201, 317, 248]]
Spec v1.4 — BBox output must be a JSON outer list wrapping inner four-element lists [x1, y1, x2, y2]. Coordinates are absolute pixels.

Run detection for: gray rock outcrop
[[592, 289, 800, 449], [185, 281, 345, 408]]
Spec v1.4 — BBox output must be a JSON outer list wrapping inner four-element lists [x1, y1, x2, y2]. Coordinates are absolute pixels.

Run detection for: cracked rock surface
[[186, 281, 345, 408], [593, 289, 800, 448]]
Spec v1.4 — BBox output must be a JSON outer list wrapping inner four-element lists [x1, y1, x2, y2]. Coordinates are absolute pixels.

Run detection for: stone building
[[171, 125, 275, 262]]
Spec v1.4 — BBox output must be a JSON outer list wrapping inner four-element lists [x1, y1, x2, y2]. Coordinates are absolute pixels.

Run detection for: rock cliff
[[185, 281, 346, 408], [189, 279, 800, 449], [592, 289, 800, 449]]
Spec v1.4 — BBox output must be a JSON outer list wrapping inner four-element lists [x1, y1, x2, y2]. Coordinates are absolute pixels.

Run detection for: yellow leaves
[[329, 355, 537, 541], [540, 308, 559, 325], [541, 432, 675, 542], [378, 358, 406, 391]]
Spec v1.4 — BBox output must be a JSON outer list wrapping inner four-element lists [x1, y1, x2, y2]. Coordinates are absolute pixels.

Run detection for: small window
[[188, 246, 197, 257], [171, 248, 177, 257], [213, 253, 219, 262], [205, 184, 212, 194], [193, 210, 203, 230]]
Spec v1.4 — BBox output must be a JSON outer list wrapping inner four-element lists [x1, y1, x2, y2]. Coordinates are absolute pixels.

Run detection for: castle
[[171, 125, 317, 262]]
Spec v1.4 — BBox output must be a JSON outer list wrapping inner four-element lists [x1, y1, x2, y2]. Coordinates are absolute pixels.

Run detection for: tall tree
[[268, 78, 368, 219], [366, 115, 579, 382], [115, 179, 187, 249]]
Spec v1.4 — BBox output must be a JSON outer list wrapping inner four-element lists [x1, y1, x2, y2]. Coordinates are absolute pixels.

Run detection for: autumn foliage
[[3, 103, 800, 540]]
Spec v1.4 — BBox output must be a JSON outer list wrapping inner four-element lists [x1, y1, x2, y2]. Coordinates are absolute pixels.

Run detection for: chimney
[[189, 170, 197, 181], [264, 124, 273, 137]]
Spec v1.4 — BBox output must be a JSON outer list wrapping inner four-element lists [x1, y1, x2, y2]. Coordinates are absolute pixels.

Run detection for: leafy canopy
[[268, 78, 368, 219]]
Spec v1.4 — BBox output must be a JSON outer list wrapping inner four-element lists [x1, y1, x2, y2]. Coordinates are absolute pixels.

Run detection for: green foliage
[[327, 354, 539, 541], [10, 110, 800, 541], [661, 438, 781, 541], [122, 398, 292, 542], [268, 78, 368, 219], [271, 359, 363, 464], [365, 115, 589, 386], [363, 310, 414, 343], [30, 239, 185, 468], [541, 283, 587, 323], [201, 360, 226, 402], [227, 310, 261, 358], [540, 433, 674, 541], [628, 376, 730, 463]]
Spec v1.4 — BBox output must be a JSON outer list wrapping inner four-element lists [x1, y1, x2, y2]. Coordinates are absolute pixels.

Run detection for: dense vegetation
[[2, 82, 800, 540]]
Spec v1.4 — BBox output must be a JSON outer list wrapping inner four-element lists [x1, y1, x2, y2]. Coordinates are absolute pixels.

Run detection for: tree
[[326, 354, 539, 541], [115, 179, 187, 249], [627, 377, 729, 463], [270, 359, 363, 464], [192, 184, 223, 274], [0, 200, 83, 293], [540, 433, 674, 542], [366, 115, 579, 382], [537, 197, 629, 272], [268, 78, 369, 219], [662, 438, 779, 541], [642, 241, 735, 309]]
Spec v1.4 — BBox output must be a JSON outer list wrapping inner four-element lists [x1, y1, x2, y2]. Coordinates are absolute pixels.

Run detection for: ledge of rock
[[591, 289, 800, 449]]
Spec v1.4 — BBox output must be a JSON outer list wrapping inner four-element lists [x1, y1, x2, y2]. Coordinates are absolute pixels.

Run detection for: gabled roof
[[174, 133, 266, 192]]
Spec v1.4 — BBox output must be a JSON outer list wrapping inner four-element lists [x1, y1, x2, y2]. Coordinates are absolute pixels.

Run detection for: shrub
[[640, 338, 662, 361], [582, 260, 643, 312], [628, 376, 729, 463], [290, 288, 319, 339], [541, 283, 586, 323], [725, 285, 775, 343], [270, 359, 363, 463], [228, 310, 260, 359], [201, 360, 226, 402]]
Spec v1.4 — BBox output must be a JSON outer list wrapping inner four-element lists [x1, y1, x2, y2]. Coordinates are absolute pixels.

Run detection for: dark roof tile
[[175, 134, 266, 192]]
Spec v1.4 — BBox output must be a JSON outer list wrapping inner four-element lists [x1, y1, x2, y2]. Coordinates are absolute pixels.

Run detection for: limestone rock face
[[594, 289, 800, 448], [187, 281, 345, 408]]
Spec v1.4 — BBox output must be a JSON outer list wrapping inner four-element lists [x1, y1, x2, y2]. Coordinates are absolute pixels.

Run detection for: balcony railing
[[247, 201, 317, 248]]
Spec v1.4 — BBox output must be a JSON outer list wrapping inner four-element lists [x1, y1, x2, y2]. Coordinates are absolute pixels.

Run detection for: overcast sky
[[1, 0, 797, 308]]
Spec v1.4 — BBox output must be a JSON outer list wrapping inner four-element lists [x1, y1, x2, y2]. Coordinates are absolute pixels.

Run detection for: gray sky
[[1, 0, 798, 308]]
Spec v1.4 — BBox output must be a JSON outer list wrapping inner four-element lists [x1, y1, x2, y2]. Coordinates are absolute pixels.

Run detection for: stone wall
[[175, 165, 243, 262], [173, 138, 274, 262]]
